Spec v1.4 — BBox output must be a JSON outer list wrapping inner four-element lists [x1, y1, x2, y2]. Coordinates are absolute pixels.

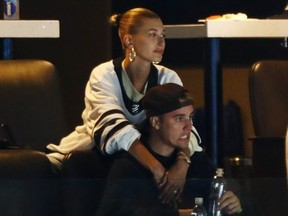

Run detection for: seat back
[[0, 149, 64, 216], [249, 60, 288, 137], [249, 60, 288, 216], [61, 150, 114, 216], [0, 60, 66, 151], [249, 60, 288, 178]]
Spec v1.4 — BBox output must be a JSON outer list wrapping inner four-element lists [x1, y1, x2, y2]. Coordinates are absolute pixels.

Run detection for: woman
[[47, 8, 202, 203]]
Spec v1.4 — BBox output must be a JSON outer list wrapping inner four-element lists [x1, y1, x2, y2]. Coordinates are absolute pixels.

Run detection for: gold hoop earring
[[129, 47, 136, 62]]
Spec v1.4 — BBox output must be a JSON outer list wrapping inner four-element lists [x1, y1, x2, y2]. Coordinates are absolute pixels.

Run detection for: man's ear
[[150, 116, 160, 130], [123, 34, 133, 48]]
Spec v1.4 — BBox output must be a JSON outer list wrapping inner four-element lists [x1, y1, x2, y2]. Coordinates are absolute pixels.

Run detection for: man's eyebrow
[[172, 113, 186, 118]]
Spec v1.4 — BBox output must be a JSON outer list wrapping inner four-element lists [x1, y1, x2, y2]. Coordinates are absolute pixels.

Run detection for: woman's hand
[[153, 163, 168, 187], [129, 140, 190, 206], [158, 158, 189, 205], [218, 191, 243, 215], [129, 139, 167, 186]]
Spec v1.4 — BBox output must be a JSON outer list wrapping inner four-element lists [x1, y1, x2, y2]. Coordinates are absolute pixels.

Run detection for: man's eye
[[175, 116, 184, 122], [175, 116, 194, 123], [149, 33, 156, 37]]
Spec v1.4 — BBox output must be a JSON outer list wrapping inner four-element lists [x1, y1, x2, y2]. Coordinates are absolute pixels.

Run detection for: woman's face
[[131, 17, 165, 63]]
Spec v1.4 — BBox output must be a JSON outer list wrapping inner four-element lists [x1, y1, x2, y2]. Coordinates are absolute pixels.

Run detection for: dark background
[[112, 0, 288, 68], [1, 0, 288, 132]]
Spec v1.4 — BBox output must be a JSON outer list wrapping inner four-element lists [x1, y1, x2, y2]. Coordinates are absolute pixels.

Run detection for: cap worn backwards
[[142, 83, 193, 117]]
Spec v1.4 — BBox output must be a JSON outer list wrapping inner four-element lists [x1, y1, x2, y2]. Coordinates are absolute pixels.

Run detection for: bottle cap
[[216, 168, 224, 176], [195, 197, 203, 205]]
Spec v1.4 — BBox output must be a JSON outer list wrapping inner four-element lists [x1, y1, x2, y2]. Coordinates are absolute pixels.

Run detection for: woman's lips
[[154, 49, 164, 55]]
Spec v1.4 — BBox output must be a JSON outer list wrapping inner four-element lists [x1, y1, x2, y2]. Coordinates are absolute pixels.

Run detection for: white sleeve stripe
[[102, 121, 131, 154], [94, 109, 124, 129], [94, 117, 126, 146], [94, 118, 119, 149]]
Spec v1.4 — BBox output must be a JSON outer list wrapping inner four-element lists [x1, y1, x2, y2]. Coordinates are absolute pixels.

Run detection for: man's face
[[157, 105, 193, 150]]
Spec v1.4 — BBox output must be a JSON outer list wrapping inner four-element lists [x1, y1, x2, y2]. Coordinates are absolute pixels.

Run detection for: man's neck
[[148, 135, 175, 157]]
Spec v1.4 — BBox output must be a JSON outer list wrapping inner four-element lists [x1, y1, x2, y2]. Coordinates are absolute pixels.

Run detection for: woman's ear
[[123, 34, 133, 48], [150, 116, 160, 130]]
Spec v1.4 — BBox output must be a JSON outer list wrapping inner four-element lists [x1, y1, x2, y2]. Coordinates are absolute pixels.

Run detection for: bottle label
[[3, 0, 19, 19]]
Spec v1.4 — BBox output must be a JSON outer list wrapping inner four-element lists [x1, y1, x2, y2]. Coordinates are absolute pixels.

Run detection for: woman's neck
[[123, 59, 151, 93]]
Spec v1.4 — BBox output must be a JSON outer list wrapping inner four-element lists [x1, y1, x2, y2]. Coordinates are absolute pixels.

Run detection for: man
[[96, 83, 242, 216]]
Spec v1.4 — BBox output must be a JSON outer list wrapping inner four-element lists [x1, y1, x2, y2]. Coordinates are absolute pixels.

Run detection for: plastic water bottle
[[208, 168, 226, 216], [3, 0, 20, 19], [191, 197, 207, 216]]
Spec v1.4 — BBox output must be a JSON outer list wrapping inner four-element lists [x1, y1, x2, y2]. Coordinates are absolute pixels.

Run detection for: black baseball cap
[[142, 83, 193, 117]]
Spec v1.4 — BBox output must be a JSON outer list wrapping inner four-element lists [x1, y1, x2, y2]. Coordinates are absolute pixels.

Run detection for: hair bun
[[109, 13, 122, 27]]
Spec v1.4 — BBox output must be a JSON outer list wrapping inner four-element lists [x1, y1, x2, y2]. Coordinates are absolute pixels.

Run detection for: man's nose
[[184, 118, 193, 130]]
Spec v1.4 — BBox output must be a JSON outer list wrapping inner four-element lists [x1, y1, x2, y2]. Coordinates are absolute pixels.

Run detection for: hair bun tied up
[[109, 13, 123, 27]]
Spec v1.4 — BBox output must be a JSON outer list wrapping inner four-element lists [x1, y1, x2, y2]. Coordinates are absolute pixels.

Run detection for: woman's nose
[[158, 36, 165, 45]]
